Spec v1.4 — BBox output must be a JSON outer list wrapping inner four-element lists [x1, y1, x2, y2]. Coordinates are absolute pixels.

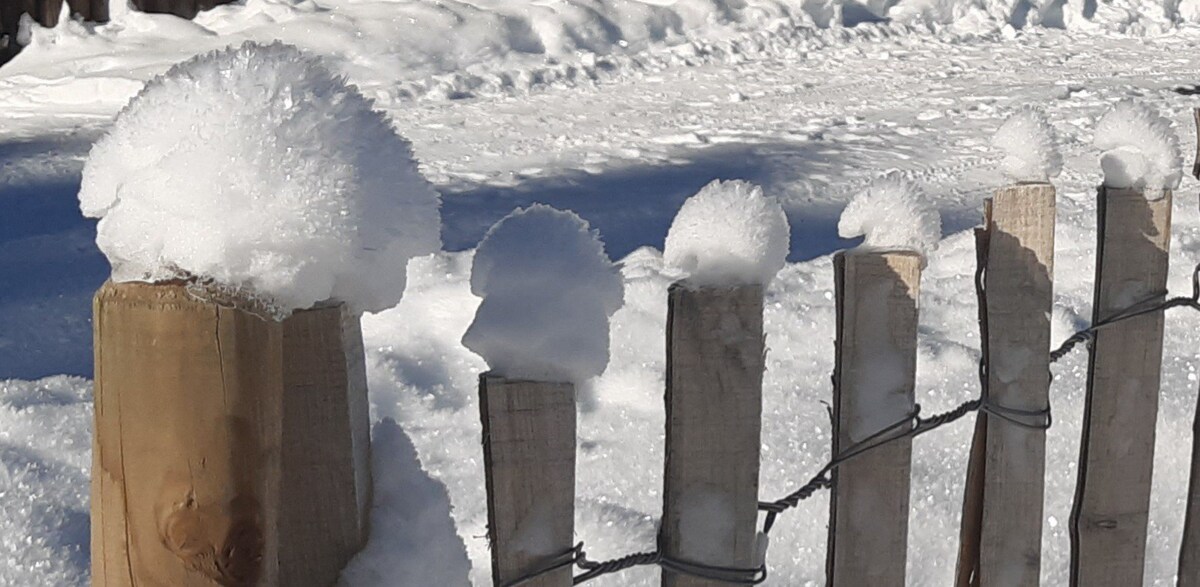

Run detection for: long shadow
[[0, 133, 108, 380], [440, 140, 867, 263], [1, 136, 873, 379]]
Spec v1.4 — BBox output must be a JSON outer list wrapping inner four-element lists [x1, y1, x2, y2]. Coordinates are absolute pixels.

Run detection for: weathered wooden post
[[661, 283, 765, 587], [1070, 101, 1178, 587], [479, 375, 577, 587], [1176, 107, 1200, 587], [827, 250, 921, 587], [91, 281, 370, 586], [1070, 186, 1172, 587], [955, 184, 1056, 587], [464, 205, 624, 587], [656, 179, 788, 587]]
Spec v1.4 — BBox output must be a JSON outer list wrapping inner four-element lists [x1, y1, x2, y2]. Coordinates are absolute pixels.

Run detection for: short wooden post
[[1070, 187, 1172, 587], [91, 281, 370, 587], [827, 251, 921, 587], [955, 184, 1056, 587], [660, 283, 764, 587], [479, 374, 576, 587]]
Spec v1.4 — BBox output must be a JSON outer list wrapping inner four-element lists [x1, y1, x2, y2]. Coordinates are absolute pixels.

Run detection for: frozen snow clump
[[1094, 100, 1182, 192], [838, 174, 941, 263], [80, 41, 441, 317], [462, 205, 624, 383], [993, 107, 1063, 182], [663, 179, 790, 286]]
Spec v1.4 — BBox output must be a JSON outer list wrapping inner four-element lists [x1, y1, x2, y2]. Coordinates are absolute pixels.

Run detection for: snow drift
[[79, 41, 441, 317], [4, 0, 1199, 116], [462, 204, 624, 383]]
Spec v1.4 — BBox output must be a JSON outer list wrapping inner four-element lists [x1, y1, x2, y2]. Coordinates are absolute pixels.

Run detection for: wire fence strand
[[504, 255, 1200, 586]]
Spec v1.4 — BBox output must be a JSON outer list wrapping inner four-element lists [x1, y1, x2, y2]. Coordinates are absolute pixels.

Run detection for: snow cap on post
[[462, 204, 624, 384], [1094, 100, 1182, 194], [838, 174, 941, 265], [663, 179, 790, 286], [993, 107, 1062, 183], [79, 41, 441, 318]]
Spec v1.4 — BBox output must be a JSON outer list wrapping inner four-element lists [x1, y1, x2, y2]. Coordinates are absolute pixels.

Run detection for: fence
[[85, 110, 1200, 586], [476, 113, 1200, 587]]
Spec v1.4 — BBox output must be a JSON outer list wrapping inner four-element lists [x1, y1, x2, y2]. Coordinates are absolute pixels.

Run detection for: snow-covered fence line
[[471, 105, 1200, 587]]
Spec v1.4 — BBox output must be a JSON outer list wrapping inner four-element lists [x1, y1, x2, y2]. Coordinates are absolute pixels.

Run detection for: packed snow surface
[[462, 205, 624, 383], [78, 42, 441, 316], [993, 107, 1063, 182], [11, 13, 1200, 587], [838, 175, 941, 262], [1094, 100, 1183, 192], [663, 180, 790, 285]]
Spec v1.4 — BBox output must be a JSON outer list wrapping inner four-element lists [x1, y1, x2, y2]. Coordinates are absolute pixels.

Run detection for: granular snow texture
[[663, 179, 790, 286], [79, 41, 441, 317]]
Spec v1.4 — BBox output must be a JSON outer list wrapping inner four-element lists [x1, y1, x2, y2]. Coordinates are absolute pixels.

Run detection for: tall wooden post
[[91, 281, 370, 587], [1070, 187, 1172, 587], [479, 374, 576, 587], [827, 251, 921, 587], [955, 184, 1056, 587], [660, 283, 764, 587]]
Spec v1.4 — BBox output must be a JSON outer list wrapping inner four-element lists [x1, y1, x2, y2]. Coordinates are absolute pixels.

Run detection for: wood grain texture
[[974, 184, 1057, 587], [92, 281, 371, 587], [827, 251, 921, 587], [661, 283, 764, 587], [92, 280, 283, 587], [279, 304, 371, 586], [479, 374, 576, 587], [1070, 187, 1173, 587]]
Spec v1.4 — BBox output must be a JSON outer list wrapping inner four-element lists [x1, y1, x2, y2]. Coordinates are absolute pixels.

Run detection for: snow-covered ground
[[6, 1, 1200, 585]]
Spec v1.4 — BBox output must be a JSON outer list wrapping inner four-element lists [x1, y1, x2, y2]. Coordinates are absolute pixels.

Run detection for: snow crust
[[838, 175, 942, 262], [462, 205, 624, 383], [663, 180, 790, 286], [993, 107, 1062, 183], [78, 42, 441, 317], [1094, 100, 1183, 192]]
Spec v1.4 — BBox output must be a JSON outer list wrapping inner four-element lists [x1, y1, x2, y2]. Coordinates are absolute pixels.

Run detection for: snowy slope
[[5, 15, 1200, 587]]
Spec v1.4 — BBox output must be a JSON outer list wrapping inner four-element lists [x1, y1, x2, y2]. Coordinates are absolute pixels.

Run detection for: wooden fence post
[[479, 374, 576, 587], [955, 184, 1056, 587], [91, 280, 370, 587], [1181, 404, 1200, 586], [1179, 109, 1200, 586], [827, 251, 921, 587], [661, 283, 764, 587], [1070, 187, 1172, 587]]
